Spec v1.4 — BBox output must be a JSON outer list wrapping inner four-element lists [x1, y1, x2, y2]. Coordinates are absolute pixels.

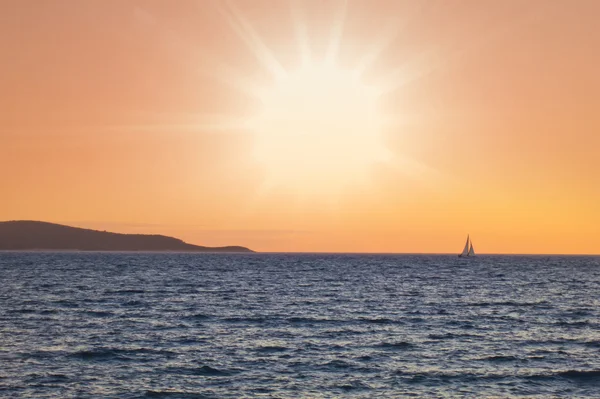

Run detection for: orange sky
[[1, 0, 599, 254]]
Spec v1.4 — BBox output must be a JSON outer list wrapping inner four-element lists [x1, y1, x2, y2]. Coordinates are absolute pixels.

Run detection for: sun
[[130, 0, 457, 207], [176, 0, 443, 200], [249, 63, 391, 197]]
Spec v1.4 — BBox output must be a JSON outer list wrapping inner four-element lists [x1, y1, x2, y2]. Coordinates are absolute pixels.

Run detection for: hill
[[0, 221, 253, 252]]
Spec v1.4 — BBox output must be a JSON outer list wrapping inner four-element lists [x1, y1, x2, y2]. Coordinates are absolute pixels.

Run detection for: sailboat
[[458, 235, 475, 257]]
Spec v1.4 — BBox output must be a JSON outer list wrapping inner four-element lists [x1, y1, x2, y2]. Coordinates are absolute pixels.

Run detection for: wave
[[397, 291, 421, 297], [334, 380, 372, 392], [286, 316, 373, 325], [553, 320, 594, 327], [583, 341, 600, 348], [566, 309, 593, 317], [106, 289, 146, 294], [427, 333, 455, 340], [24, 373, 70, 384], [3, 253, 599, 397], [174, 337, 209, 345], [53, 300, 80, 308], [212, 315, 406, 325], [39, 309, 59, 314], [558, 370, 600, 382], [478, 355, 520, 362], [144, 391, 213, 398], [223, 316, 349, 324], [463, 300, 548, 307], [286, 316, 322, 323], [222, 316, 268, 324], [83, 310, 113, 317], [359, 317, 395, 324], [120, 300, 144, 307], [183, 313, 211, 321], [164, 365, 234, 376], [519, 338, 579, 346], [395, 369, 600, 384], [68, 347, 174, 361], [254, 345, 289, 353], [7, 308, 37, 314], [427, 332, 479, 340], [69, 349, 125, 361], [374, 341, 414, 350], [194, 365, 234, 376], [320, 360, 353, 370]]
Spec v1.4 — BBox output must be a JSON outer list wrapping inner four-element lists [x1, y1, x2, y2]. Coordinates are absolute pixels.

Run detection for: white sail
[[460, 235, 470, 257], [468, 242, 475, 256]]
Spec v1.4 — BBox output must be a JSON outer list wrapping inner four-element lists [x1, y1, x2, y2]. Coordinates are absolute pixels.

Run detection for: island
[[0, 221, 254, 252]]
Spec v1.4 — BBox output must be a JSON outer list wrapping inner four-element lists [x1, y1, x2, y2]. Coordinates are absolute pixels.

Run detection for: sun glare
[[250, 64, 390, 196], [197, 0, 443, 200], [130, 1, 450, 201]]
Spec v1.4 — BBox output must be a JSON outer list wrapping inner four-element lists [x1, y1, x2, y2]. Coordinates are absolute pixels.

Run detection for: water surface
[[1, 252, 599, 397]]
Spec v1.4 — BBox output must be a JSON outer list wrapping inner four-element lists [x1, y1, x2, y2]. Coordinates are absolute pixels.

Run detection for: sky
[[1, 0, 599, 254]]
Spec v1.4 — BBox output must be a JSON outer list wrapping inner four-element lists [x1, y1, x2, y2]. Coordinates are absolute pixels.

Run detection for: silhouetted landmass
[[0, 221, 253, 252]]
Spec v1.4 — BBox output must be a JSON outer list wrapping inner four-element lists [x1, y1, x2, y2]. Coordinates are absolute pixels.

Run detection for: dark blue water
[[1, 252, 600, 398]]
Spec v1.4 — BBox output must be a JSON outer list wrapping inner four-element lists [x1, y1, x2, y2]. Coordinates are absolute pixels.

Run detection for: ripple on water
[[0, 252, 599, 398], [144, 391, 214, 398], [164, 365, 236, 376]]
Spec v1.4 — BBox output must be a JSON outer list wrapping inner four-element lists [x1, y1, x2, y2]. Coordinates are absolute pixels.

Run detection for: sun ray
[[208, 62, 267, 101], [354, 2, 426, 79], [218, 0, 287, 80], [325, 0, 348, 67], [375, 47, 446, 96], [289, 0, 311, 67], [377, 4, 547, 97], [353, 19, 400, 79], [136, 1, 472, 202], [134, 5, 266, 101], [103, 114, 251, 134]]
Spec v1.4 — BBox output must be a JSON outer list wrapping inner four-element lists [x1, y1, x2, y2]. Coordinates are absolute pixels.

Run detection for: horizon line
[[257, 251, 600, 256], [0, 250, 598, 257], [1, 220, 598, 256]]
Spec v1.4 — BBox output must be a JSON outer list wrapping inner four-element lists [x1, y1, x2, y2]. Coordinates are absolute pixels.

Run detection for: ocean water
[[1, 252, 599, 398]]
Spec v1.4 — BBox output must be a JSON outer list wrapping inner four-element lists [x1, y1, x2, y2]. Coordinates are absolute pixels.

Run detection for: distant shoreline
[[0, 221, 254, 253]]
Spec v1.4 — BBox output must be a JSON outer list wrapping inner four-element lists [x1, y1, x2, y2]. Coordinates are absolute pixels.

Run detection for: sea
[[1, 252, 599, 398]]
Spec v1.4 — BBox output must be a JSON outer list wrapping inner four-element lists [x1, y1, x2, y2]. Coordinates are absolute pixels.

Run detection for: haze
[[1, 0, 599, 254]]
